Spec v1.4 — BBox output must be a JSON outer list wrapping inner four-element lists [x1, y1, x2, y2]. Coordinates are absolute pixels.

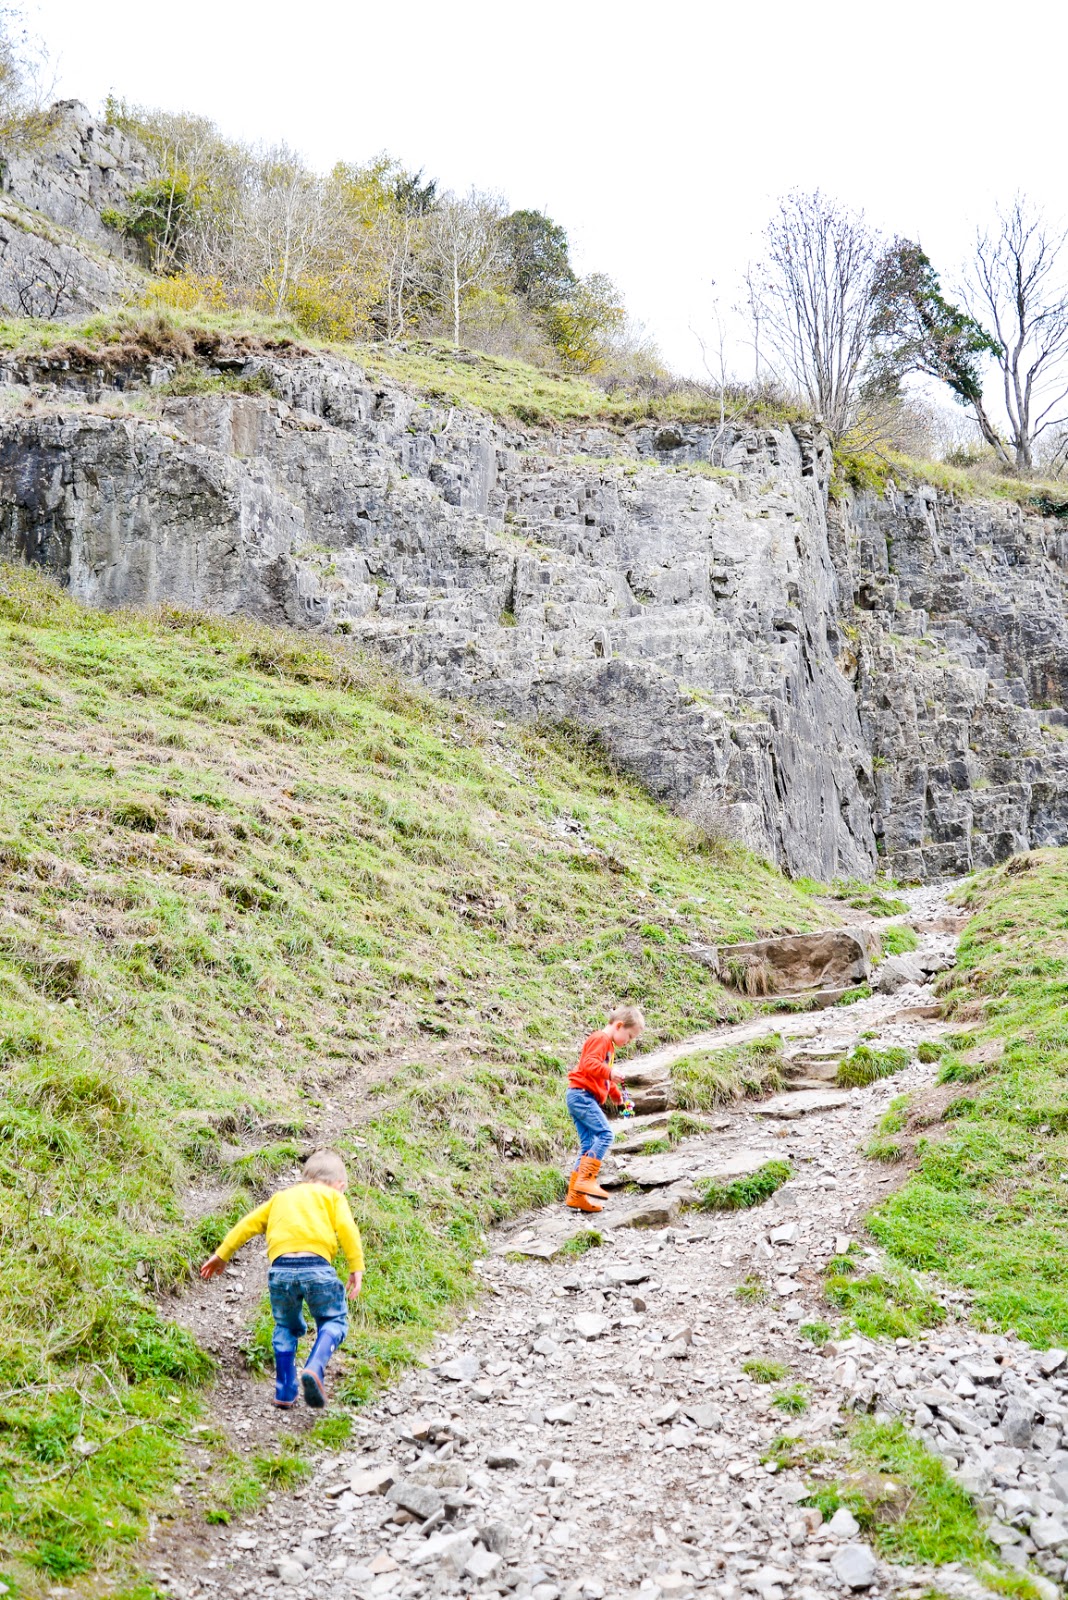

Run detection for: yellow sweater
[[216, 1182, 365, 1271]]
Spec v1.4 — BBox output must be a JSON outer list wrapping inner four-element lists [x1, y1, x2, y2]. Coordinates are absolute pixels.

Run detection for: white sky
[[38, 0, 1068, 385]]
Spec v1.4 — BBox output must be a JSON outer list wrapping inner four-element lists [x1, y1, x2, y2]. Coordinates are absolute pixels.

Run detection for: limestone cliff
[[3, 343, 1067, 880], [0, 101, 148, 315]]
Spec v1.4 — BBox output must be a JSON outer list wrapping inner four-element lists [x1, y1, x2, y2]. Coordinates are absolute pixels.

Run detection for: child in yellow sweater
[[200, 1149, 364, 1409]]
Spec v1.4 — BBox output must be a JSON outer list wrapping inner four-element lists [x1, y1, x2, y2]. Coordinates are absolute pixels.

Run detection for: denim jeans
[[566, 1087, 614, 1167], [267, 1254, 348, 1358]]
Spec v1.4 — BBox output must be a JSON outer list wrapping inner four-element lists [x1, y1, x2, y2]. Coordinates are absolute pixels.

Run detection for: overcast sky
[[36, 0, 1068, 382]]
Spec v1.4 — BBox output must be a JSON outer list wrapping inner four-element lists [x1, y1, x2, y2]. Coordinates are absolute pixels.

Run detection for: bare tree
[[963, 197, 1068, 473], [693, 287, 754, 465], [12, 245, 79, 316], [420, 190, 505, 345], [747, 191, 880, 438]]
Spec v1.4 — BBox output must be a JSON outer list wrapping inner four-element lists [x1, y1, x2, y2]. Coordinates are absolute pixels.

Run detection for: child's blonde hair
[[302, 1148, 348, 1185], [610, 1005, 645, 1032]]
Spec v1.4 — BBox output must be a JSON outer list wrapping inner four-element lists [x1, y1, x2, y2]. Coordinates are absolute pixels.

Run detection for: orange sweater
[[568, 1030, 623, 1106]]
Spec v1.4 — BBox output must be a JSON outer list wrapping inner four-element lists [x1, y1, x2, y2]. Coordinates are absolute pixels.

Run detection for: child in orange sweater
[[200, 1149, 364, 1409], [565, 1005, 645, 1211]]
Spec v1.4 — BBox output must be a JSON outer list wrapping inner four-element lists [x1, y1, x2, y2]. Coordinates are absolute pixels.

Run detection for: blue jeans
[[566, 1087, 614, 1168], [267, 1255, 347, 1358]]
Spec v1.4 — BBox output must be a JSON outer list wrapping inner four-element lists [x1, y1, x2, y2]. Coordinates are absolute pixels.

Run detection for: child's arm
[[334, 1193, 365, 1299], [199, 1199, 272, 1281]]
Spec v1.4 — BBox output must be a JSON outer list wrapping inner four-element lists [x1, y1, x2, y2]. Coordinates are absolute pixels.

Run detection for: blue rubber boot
[[272, 1350, 299, 1409], [300, 1326, 341, 1408]]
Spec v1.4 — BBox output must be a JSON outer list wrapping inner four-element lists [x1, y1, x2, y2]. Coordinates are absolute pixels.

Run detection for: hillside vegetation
[[0, 565, 826, 1590], [867, 849, 1068, 1344]]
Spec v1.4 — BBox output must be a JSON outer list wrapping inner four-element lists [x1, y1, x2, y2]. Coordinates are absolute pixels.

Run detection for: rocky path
[[152, 885, 1067, 1600]]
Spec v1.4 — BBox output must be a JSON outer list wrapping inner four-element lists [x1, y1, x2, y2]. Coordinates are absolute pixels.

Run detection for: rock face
[[0, 101, 148, 314], [838, 487, 1068, 879], [3, 342, 1068, 881]]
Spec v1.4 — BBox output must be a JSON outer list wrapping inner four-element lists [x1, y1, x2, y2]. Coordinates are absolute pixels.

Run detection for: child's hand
[[199, 1253, 226, 1281], [347, 1271, 363, 1300]]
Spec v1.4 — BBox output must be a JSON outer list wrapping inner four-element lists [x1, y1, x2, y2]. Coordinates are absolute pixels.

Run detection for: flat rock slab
[[603, 1193, 681, 1230], [756, 1090, 850, 1118], [615, 1061, 672, 1088], [613, 1151, 698, 1187], [616, 1146, 772, 1189], [506, 1238, 562, 1258], [603, 1261, 651, 1285], [703, 1148, 776, 1180]]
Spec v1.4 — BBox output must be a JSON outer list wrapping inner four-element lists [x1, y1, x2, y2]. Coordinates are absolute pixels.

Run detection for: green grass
[[821, 1419, 995, 1566], [805, 1420, 1042, 1597], [671, 1035, 785, 1111], [865, 1136, 905, 1163], [735, 1274, 768, 1304], [697, 1159, 791, 1211], [917, 1039, 945, 1064], [824, 1265, 946, 1339], [799, 1320, 832, 1345], [880, 923, 919, 958], [836, 1044, 911, 1088], [741, 1358, 789, 1383], [831, 878, 908, 917], [761, 1432, 807, 1469], [557, 1229, 602, 1257], [315, 340, 808, 432], [832, 442, 1068, 515], [835, 982, 872, 1005], [866, 849, 1068, 1345], [771, 1385, 808, 1414], [0, 565, 826, 1587]]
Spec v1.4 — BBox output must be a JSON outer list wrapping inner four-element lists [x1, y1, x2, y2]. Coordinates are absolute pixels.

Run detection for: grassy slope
[[0, 565, 826, 1590], [867, 848, 1068, 1345]]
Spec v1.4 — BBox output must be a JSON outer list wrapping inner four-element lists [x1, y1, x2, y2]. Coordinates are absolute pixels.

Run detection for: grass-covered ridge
[[0, 565, 826, 1589], [866, 849, 1068, 1345], [0, 306, 806, 432]]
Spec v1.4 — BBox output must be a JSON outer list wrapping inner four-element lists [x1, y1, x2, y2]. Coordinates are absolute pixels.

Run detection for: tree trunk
[[452, 250, 460, 345]]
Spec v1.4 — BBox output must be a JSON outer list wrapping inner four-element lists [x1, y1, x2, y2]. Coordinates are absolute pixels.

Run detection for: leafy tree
[[870, 239, 1002, 454], [392, 167, 437, 216], [541, 272, 626, 373], [502, 209, 576, 309]]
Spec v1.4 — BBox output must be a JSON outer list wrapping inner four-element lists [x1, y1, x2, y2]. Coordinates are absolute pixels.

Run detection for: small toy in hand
[[619, 1093, 635, 1119]]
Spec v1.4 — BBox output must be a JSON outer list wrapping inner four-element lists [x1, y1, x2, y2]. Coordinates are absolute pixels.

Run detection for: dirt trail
[[155, 882, 1001, 1600]]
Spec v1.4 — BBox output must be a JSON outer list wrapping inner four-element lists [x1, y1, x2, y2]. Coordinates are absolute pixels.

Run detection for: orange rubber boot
[[566, 1168, 603, 1211], [573, 1155, 610, 1200]]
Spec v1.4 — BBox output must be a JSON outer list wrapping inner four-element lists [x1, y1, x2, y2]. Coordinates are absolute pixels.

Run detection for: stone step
[[755, 1089, 851, 1119]]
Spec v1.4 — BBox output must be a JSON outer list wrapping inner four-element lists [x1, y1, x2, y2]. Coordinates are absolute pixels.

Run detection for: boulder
[[713, 929, 874, 996], [872, 952, 928, 993], [386, 1481, 444, 1522]]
